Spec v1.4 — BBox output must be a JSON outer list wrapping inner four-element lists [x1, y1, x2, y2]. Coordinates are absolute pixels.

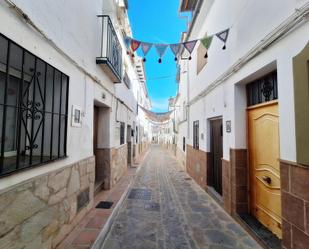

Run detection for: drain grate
[[128, 188, 152, 200], [144, 202, 160, 212], [96, 201, 114, 209], [184, 177, 192, 180]]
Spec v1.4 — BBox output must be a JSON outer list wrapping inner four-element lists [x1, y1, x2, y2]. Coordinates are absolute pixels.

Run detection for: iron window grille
[[247, 71, 278, 106], [193, 121, 199, 150], [120, 122, 125, 145], [0, 34, 69, 177]]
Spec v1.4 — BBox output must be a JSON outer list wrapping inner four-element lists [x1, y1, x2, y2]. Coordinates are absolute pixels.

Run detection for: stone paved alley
[[98, 145, 261, 249]]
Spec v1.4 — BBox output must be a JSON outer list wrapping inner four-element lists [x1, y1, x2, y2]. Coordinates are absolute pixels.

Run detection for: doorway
[[127, 125, 132, 167], [93, 105, 106, 193], [248, 101, 282, 238], [93, 106, 100, 189], [208, 118, 223, 195]]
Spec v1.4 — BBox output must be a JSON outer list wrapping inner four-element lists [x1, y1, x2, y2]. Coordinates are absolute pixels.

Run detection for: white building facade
[[0, 0, 151, 248], [175, 0, 309, 247]]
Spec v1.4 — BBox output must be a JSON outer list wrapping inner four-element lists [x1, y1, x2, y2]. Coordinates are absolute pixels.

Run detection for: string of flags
[[124, 28, 229, 63]]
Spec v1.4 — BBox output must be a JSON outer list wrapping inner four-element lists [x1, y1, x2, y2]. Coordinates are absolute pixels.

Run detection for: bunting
[[141, 42, 153, 62], [123, 28, 230, 63], [130, 39, 141, 57], [155, 44, 168, 63], [170, 43, 181, 61], [215, 29, 229, 49], [201, 36, 213, 58], [183, 40, 198, 60]]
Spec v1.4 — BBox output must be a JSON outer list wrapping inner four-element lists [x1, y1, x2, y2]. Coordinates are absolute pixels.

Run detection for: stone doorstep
[[55, 164, 143, 249]]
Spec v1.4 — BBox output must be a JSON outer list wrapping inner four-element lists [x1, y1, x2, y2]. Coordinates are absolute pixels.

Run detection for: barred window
[[193, 121, 199, 149], [0, 34, 69, 177], [247, 71, 278, 106], [120, 122, 125, 145]]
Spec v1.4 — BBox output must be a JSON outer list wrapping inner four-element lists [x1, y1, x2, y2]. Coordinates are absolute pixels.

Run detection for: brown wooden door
[[209, 118, 223, 195], [248, 101, 282, 238]]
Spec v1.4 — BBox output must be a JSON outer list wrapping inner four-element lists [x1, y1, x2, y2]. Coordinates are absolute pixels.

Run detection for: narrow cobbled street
[[101, 145, 261, 249]]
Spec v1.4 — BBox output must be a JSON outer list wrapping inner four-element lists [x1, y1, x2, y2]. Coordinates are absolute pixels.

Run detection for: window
[[183, 137, 186, 152], [193, 121, 199, 149], [120, 122, 125, 145], [0, 34, 69, 177], [247, 71, 278, 106]]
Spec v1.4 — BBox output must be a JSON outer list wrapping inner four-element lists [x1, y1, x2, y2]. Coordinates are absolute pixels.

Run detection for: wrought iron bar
[[40, 63, 47, 163], [50, 68, 55, 160], [15, 50, 25, 169], [0, 41, 10, 173]]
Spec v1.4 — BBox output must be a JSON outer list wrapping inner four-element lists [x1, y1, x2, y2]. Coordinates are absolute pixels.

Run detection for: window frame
[[193, 120, 199, 150], [0, 33, 69, 178], [120, 122, 125, 145], [246, 71, 278, 106]]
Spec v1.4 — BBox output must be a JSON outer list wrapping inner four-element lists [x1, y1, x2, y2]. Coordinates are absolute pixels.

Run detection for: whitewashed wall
[[180, 0, 309, 161], [0, 0, 150, 190]]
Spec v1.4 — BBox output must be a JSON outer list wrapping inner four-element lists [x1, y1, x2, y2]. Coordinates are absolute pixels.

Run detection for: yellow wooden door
[[248, 101, 282, 238]]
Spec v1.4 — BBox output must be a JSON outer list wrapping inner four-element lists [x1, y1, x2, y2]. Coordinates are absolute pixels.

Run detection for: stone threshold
[[56, 150, 149, 249]]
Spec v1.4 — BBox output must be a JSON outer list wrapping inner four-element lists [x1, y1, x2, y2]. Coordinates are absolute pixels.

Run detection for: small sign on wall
[[72, 105, 82, 127], [226, 120, 231, 133]]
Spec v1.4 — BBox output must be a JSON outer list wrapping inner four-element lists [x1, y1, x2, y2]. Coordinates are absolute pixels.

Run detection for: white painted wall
[[0, 0, 151, 190], [176, 0, 309, 162]]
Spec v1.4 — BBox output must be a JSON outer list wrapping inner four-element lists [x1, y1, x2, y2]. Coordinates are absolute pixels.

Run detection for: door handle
[[262, 176, 272, 184]]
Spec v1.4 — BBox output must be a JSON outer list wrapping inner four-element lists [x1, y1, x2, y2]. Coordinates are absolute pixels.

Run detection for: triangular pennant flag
[[183, 40, 198, 54], [141, 42, 152, 56], [155, 44, 168, 62], [170, 43, 181, 56], [131, 39, 141, 52], [124, 36, 131, 49], [216, 29, 229, 44], [170, 43, 181, 61], [201, 36, 213, 50]]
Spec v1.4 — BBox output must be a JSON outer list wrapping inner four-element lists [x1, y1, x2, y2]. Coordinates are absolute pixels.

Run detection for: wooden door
[[248, 101, 282, 238], [209, 119, 223, 195]]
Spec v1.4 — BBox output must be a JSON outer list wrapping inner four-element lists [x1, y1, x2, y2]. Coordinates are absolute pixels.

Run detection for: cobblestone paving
[[101, 145, 261, 249]]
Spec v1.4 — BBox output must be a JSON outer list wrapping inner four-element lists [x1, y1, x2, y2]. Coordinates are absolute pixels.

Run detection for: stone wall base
[[280, 161, 309, 249], [96, 145, 128, 190], [186, 145, 208, 190], [222, 151, 309, 248], [0, 156, 95, 249]]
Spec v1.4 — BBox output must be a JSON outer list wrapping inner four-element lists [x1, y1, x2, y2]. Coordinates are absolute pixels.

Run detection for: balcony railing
[[96, 15, 122, 83]]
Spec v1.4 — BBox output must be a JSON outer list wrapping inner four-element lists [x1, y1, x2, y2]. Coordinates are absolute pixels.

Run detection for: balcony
[[180, 0, 198, 12], [96, 15, 122, 83]]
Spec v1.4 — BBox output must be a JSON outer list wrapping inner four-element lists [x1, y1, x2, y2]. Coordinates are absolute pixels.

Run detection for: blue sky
[[128, 0, 187, 112]]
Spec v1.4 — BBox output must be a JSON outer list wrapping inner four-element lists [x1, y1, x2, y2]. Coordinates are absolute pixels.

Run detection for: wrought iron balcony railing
[[96, 15, 122, 83]]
